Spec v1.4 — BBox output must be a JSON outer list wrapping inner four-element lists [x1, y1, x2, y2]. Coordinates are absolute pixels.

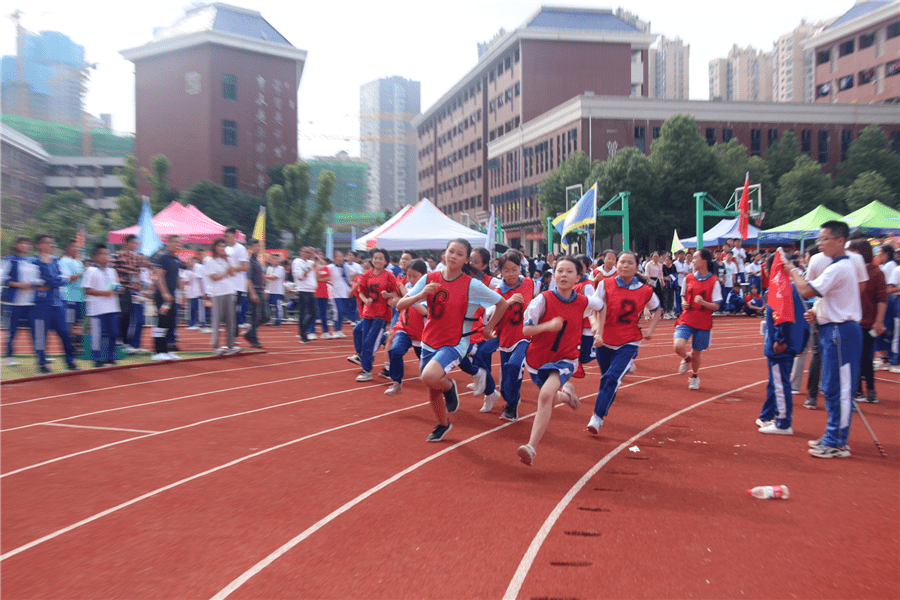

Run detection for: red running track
[[1, 318, 898, 599]]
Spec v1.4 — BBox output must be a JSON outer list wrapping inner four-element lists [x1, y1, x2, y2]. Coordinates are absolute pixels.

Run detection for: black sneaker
[[66, 362, 82, 371], [444, 380, 459, 413], [426, 422, 452, 442], [168, 345, 181, 352], [38, 365, 52, 375], [500, 403, 518, 422], [859, 390, 879, 404], [378, 368, 391, 379], [347, 354, 361, 365], [106, 360, 119, 366], [803, 397, 817, 410]]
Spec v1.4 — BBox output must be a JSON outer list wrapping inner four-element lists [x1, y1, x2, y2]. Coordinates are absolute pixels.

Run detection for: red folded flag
[[738, 171, 750, 241], [767, 249, 795, 325]]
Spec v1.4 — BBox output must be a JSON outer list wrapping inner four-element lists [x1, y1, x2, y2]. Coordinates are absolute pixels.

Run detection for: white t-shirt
[[328, 263, 351, 298], [82, 265, 121, 316], [880, 261, 896, 281], [746, 261, 761, 277], [886, 263, 900, 294], [344, 261, 363, 283], [266, 264, 286, 296], [808, 255, 862, 325], [204, 256, 233, 297], [731, 247, 747, 272], [674, 259, 689, 287], [723, 261, 738, 288], [184, 265, 203, 299], [2, 258, 38, 305], [806, 251, 867, 285], [225, 243, 248, 293], [291, 258, 317, 293]]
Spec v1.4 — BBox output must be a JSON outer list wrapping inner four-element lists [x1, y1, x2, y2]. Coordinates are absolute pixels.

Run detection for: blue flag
[[138, 202, 163, 257], [557, 184, 597, 251]]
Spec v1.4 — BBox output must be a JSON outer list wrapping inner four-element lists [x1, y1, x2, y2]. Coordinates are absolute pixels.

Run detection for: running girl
[[573, 254, 598, 378], [395, 239, 507, 442], [517, 256, 603, 466], [460, 246, 500, 401], [490, 250, 539, 421], [586, 251, 662, 434], [673, 248, 722, 390], [355, 248, 397, 382], [384, 259, 428, 396], [593, 249, 617, 282]]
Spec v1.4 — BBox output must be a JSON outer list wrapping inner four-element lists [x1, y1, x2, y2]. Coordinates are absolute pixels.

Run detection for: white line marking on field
[[501, 379, 767, 600], [42, 423, 158, 434], [0, 402, 430, 563]]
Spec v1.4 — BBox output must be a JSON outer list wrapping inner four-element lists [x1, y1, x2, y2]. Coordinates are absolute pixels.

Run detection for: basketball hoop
[[753, 212, 766, 227]]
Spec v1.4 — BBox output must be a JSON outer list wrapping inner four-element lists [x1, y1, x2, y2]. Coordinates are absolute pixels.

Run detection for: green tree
[[844, 170, 898, 211], [649, 115, 722, 242], [182, 180, 271, 238], [712, 139, 773, 221], [536, 151, 592, 247], [22, 191, 94, 244], [113, 154, 142, 229], [266, 162, 310, 249], [586, 147, 656, 251], [299, 170, 336, 248], [267, 164, 286, 189], [836, 124, 900, 195], [141, 154, 179, 213], [763, 130, 800, 188], [771, 155, 842, 225]]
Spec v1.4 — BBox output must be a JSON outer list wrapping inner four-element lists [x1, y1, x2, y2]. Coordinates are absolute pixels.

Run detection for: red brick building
[[120, 3, 306, 196], [807, 0, 900, 104]]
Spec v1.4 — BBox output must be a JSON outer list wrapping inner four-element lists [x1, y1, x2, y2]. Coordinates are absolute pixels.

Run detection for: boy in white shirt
[[82, 244, 122, 366], [265, 253, 286, 326]]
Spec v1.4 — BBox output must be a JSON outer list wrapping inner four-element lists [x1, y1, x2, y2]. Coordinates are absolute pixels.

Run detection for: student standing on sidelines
[[32, 235, 80, 373], [785, 221, 862, 458], [2, 236, 38, 366], [384, 259, 429, 396], [328, 251, 352, 338], [59, 239, 85, 351], [224, 227, 249, 333], [265, 253, 286, 327], [354, 248, 397, 381], [516, 256, 603, 466], [82, 244, 122, 366], [490, 250, 538, 421], [204, 238, 239, 354], [151, 235, 184, 361], [292, 246, 317, 343], [184, 256, 203, 330], [243, 238, 268, 349], [312, 256, 333, 339], [395, 239, 507, 442], [586, 251, 661, 436], [756, 252, 809, 435], [673, 249, 722, 390], [112, 234, 141, 349], [125, 257, 151, 354], [672, 249, 689, 316], [847, 238, 886, 404]]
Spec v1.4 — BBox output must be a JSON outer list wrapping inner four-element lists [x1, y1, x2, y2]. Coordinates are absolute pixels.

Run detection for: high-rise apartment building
[[807, 0, 900, 105], [649, 36, 690, 99], [1, 30, 89, 127], [121, 3, 306, 196], [359, 76, 421, 212], [772, 21, 821, 102], [708, 45, 774, 102]]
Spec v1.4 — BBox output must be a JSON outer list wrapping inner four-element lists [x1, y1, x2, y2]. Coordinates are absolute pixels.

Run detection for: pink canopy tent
[[108, 201, 246, 245]]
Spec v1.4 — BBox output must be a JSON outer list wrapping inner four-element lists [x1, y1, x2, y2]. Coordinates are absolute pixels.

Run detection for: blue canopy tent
[[679, 218, 760, 248], [758, 205, 845, 245]]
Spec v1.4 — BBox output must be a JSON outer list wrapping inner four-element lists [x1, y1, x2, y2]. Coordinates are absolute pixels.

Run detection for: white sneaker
[[308, 333, 317, 340], [200, 328, 212, 334], [471, 368, 487, 396], [688, 376, 700, 390], [628, 362, 637, 373], [480, 390, 501, 413], [151, 353, 170, 361], [239, 323, 250, 330], [587, 414, 603, 434], [3, 357, 22, 366], [320, 332, 332, 340], [356, 371, 372, 382], [466, 382, 476, 391], [46, 357, 56, 363], [215, 347, 228, 355], [678, 356, 691, 375], [384, 382, 402, 396], [166, 353, 182, 360], [755, 418, 774, 428], [186, 326, 199, 331], [517, 444, 536, 466], [759, 423, 793, 435], [225, 347, 242, 355], [332, 331, 346, 338]]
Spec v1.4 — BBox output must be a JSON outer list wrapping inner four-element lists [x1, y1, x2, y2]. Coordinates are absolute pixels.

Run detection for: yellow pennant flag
[[253, 205, 266, 249], [671, 229, 685, 254]]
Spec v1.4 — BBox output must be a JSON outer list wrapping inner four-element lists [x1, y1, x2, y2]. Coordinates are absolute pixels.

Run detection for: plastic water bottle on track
[[747, 485, 789, 499]]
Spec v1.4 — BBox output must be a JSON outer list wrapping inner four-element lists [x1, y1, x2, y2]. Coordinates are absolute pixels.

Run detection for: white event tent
[[354, 199, 488, 251]]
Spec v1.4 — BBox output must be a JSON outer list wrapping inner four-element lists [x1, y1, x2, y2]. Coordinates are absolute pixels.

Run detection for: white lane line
[[501, 379, 767, 600], [42, 423, 158, 434], [0, 402, 429, 563]]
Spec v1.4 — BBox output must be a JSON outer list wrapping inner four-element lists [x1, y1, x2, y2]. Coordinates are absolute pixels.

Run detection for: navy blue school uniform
[[758, 283, 809, 429], [33, 258, 77, 367]]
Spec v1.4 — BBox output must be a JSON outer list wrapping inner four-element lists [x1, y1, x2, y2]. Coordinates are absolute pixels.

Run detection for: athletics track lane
[[1, 319, 897, 599]]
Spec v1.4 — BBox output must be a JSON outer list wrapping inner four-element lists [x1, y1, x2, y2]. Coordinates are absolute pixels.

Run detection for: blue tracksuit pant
[[5, 304, 32, 357], [359, 317, 387, 372], [388, 331, 422, 383], [819, 321, 862, 448], [33, 304, 75, 366], [499, 340, 529, 408], [592, 344, 640, 419], [759, 354, 795, 428], [90, 312, 120, 362]]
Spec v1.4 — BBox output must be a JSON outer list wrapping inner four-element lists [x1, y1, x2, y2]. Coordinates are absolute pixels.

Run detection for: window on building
[[887, 59, 900, 77], [652, 127, 661, 139], [841, 130, 853, 162], [222, 120, 238, 147], [223, 166, 238, 188], [888, 21, 900, 39], [839, 40, 855, 57], [859, 32, 876, 50], [505, 56, 511, 70], [838, 75, 854, 91], [768, 128, 779, 148], [859, 68, 876, 85], [801, 130, 812, 156], [818, 130, 829, 163], [498, 60, 504, 75], [515, 82, 521, 96], [816, 50, 830, 66], [634, 126, 645, 153], [750, 129, 761, 156], [706, 128, 716, 146], [891, 131, 900, 154], [222, 74, 237, 101], [723, 128, 733, 143]]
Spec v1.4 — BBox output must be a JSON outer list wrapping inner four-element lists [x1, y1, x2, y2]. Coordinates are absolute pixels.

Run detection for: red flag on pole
[[738, 171, 750, 240], [767, 248, 795, 325]]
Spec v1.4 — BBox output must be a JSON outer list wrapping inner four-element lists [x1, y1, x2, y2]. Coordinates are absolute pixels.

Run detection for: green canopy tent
[[842, 200, 900, 236], [758, 205, 845, 244]]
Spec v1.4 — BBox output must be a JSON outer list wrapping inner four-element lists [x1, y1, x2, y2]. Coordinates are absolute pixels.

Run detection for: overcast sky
[[1, 0, 857, 158]]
